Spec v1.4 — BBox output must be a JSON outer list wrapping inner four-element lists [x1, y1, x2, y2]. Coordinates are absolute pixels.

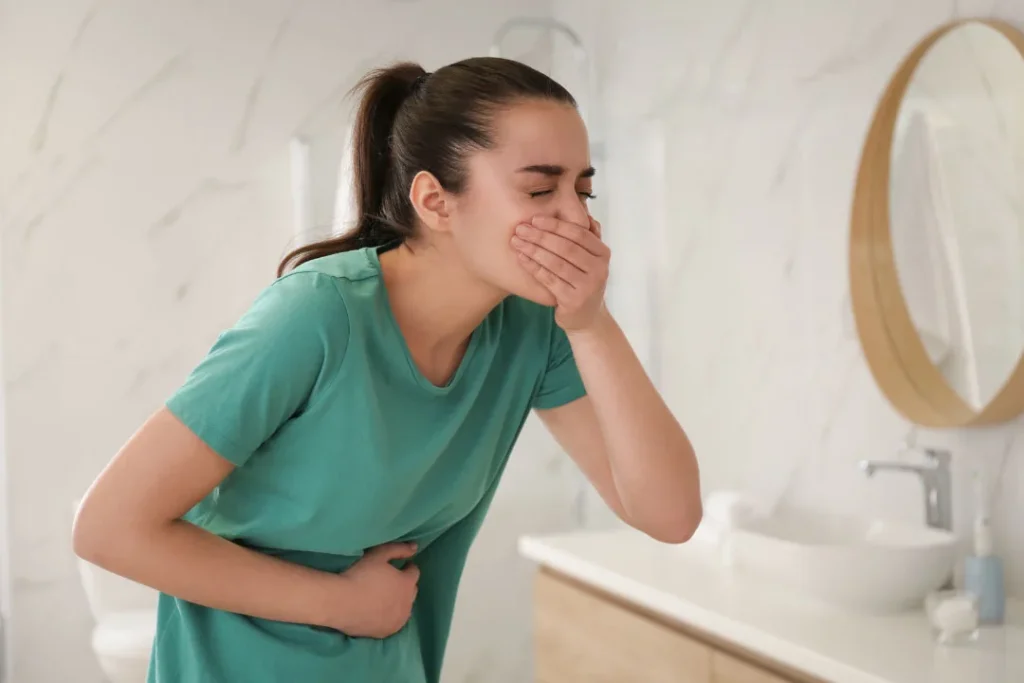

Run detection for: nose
[[554, 190, 591, 228]]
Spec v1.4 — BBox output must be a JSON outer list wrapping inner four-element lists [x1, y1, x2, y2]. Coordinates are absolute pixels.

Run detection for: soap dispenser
[[964, 469, 1005, 625]]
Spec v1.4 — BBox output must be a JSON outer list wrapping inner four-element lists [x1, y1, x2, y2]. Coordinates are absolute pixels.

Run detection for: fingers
[[516, 251, 576, 301], [512, 224, 594, 274], [512, 214, 611, 316], [531, 215, 608, 257], [402, 563, 421, 582], [510, 215, 610, 288], [403, 563, 420, 604], [512, 233, 584, 284], [367, 542, 417, 561]]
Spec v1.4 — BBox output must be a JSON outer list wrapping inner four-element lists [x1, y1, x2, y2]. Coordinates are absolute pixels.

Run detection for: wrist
[[312, 572, 357, 631], [564, 306, 616, 342]]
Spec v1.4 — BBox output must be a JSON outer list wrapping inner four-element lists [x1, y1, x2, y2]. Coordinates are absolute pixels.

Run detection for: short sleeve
[[165, 271, 349, 466], [531, 316, 587, 410]]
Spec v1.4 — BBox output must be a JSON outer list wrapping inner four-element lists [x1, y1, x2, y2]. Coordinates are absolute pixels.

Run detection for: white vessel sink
[[721, 507, 957, 613]]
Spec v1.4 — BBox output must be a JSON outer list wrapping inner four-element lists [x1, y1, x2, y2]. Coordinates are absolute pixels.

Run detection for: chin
[[508, 278, 557, 307], [484, 254, 557, 306]]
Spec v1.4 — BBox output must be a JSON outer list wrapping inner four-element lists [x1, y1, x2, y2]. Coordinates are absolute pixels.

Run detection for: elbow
[[651, 509, 703, 545], [628, 458, 703, 545], [637, 499, 703, 545], [72, 498, 113, 566], [72, 501, 98, 562]]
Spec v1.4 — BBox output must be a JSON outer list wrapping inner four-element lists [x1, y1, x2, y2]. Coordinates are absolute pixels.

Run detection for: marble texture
[[0, 2, 567, 682], [7, 1, 1024, 681], [553, 0, 1024, 595], [520, 528, 1024, 683]]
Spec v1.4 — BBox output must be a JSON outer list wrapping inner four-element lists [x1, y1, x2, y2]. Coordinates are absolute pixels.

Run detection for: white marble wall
[[557, 0, 1024, 591], [9, 1, 1024, 681], [0, 3, 580, 682]]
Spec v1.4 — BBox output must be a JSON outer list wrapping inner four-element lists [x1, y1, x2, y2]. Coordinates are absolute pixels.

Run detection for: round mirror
[[851, 19, 1024, 427]]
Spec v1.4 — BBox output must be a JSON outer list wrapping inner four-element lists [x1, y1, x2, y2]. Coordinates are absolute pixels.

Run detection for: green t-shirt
[[152, 246, 586, 682]]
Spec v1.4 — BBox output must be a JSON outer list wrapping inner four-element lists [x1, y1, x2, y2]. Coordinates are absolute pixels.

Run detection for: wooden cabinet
[[533, 570, 818, 683], [712, 651, 791, 683], [534, 570, 711, 682]]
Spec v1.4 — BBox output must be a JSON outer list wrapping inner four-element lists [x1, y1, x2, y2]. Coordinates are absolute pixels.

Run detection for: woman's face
[[447, 99, 595, 306]]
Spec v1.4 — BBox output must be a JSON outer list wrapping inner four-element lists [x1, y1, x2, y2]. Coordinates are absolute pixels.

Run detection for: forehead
[[484, 99, 591, 170]]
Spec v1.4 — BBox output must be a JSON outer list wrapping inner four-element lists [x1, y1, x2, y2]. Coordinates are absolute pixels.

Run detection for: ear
[[409, 170, 451, 234]]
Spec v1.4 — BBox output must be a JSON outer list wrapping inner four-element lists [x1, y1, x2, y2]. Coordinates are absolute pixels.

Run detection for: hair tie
[[412, 72, 431, 91]]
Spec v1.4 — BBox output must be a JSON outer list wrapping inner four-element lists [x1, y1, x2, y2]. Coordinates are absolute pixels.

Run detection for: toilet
[[74, 498, 158, 682], [77, 557, 158, 682]]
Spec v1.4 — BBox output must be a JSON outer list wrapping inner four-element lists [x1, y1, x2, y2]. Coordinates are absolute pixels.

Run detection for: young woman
[[73, 57, 701, 682]]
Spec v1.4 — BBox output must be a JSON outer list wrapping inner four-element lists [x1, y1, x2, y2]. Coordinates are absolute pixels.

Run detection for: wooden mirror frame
[[850, 18, 1024, 428]]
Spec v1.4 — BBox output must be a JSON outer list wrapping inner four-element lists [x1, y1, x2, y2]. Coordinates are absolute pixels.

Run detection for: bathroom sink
[[721, 507, 957, 613]]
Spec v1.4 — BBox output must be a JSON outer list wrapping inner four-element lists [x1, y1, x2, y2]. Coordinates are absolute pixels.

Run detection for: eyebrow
[[517, 164, 596, 179]]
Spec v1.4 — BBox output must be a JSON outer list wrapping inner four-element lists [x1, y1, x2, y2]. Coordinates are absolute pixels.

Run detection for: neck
[[377, 241, 505, 353]]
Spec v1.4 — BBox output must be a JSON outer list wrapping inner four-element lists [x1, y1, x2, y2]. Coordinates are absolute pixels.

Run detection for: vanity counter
[[519, 529, 1023, 683]]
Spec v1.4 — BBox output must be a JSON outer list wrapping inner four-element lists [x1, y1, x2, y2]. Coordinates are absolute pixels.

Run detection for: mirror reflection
[[890, 21, 1024, 410]]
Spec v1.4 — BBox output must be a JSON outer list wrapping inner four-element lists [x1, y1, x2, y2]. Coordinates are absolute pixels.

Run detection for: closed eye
[[529, 190, 597, 200]]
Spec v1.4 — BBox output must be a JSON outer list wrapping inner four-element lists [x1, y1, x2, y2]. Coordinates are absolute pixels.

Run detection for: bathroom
[[2, 0, 1024, 681]]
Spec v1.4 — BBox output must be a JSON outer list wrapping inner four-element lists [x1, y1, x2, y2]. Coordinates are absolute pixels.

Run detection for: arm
[[514, 214, 701, 543], [73, 407, 349, 627], [74, 273, 418, 638], [74, 408, 418, 636], [538, 314, 701, 543]]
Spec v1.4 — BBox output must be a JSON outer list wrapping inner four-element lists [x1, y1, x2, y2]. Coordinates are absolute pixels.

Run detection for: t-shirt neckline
[[365, 246, 483, 394]]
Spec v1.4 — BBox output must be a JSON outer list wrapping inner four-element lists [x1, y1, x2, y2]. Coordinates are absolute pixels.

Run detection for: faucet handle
[[923, 448, 952, 467], [896, 433, 922, 459], [897, 437, 951, 467]]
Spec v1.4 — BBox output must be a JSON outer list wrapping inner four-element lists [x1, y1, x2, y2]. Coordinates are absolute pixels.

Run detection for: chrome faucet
[[858, 448, 953, 532]]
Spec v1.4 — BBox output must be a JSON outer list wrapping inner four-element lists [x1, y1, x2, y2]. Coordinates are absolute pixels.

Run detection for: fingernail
[[511, 236, 524, 246], [516, 224, 530, 235]]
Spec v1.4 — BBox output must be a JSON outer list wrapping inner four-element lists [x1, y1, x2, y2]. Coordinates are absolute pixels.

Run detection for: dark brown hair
[[277, 57, 576, 275]]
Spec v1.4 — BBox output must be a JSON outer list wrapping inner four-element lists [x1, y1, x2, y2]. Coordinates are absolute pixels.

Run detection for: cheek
[[447, 189, 555, 303], [448, 212, 514, 285], [452, 194, 529, 258]]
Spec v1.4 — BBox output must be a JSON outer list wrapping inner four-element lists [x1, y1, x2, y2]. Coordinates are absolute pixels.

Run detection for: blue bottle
[[964, 472, 1005, 625]]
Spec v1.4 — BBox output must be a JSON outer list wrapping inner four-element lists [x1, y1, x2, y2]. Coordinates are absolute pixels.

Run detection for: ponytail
[[278, 63, 427, 275], [278, 58, 576, 276]]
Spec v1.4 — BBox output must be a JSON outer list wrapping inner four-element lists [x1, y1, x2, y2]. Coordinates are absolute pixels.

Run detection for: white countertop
[[519, 529, 1024, 683]]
